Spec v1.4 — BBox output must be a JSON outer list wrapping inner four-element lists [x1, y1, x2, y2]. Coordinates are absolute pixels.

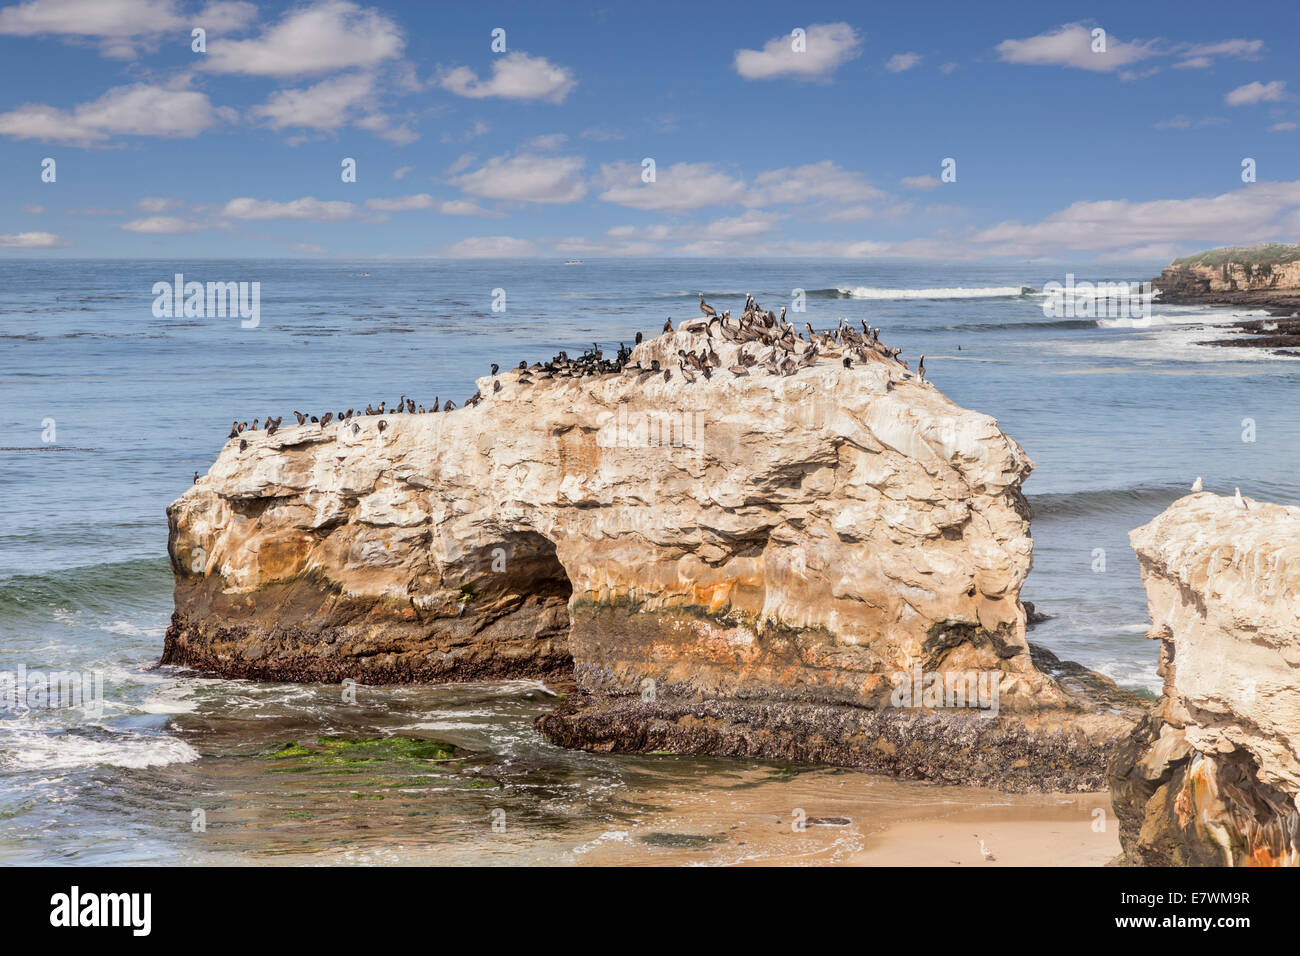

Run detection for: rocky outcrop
[[166, 327, 1142, 789], [1110, 493, 1300, 865], [1153, 244, 1300, 352]]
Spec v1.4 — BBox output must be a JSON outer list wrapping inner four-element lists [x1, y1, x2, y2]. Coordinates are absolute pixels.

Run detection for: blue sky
[[0, 0, 1297, 259]]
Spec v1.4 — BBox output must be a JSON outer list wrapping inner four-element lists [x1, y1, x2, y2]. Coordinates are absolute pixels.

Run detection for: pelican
[[699, 293, 717, 318]]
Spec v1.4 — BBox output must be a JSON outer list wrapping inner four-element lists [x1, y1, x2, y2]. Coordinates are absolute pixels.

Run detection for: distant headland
[[1152, 242, 1300, 353]]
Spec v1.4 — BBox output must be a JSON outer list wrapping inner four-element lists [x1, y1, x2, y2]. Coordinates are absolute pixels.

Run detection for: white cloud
[[996, 23, 1156, 73], [580, 127, 624, 141], [1154, 115, 1227, 130], [0, 83, 230, 146], [21, 204, 46, 214], [597, 159, 884, 215], [734, 22, 862, 81], [969, 181, 1300, 256], [360, 194, 498, 216], [884, 52, 921, 72], [0, 0, 194, 57], [525, 133, 568, 151], [392, 165, 413, 179], [452, 153, 586, 204], [251, 72, 373, 131], [220, 196, 367, 221], [440, 52, 576, 103], [1270, 121, 1298, 132], [292, 243, 328, 255], [364, 194, 435, 212], [440, 120, 489, 144], [1225, 80, 1287, 106], [900, 175, 941, 190], [747, 161, 883, 206], [1174, 38, 1263, 68], [203, 0, 403, 76], [122, 216, 203, 234], [136, 197, 185, 213], [442, 236, 538, 257], [598, 161, 747, 211], [939, 62, 959, 74], [0, 231, 68, 248]]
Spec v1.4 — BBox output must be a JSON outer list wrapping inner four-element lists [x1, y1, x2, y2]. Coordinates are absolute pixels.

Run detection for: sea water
[[1, 257, 1294, 864]]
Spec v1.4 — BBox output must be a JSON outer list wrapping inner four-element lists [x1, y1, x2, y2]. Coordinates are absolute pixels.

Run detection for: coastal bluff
[[165, 327, 1141, 791], [1111, 494, 1300, 865]]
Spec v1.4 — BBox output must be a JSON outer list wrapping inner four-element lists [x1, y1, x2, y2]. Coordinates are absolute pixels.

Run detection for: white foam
[[836, 285, 1028, 300], [0, 731, 200, 770]]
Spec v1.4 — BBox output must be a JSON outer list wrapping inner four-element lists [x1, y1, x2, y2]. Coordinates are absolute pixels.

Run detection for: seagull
[[978, 837, 996, 862], [1234, 487, 1247, 510], [1191, 476, 1203, 492]]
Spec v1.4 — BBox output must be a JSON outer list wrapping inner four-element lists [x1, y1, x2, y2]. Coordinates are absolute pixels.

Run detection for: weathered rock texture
[[166, 329, 1140, 789], [1111, 493, 1300, 865], [1153, 244, 1300, 352]]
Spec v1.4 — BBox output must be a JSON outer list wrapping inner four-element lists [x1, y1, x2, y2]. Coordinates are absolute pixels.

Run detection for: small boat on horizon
[[563, 259, 584, 266]]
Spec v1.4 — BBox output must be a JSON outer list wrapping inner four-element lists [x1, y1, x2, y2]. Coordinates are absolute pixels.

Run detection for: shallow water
[[1, 257, 1295, 864]]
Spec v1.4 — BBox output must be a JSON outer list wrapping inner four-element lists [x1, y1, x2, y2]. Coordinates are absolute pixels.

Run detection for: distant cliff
[[165, 324, 1142, 791], [1154, 243, 1300, 309], [1110, 493, 1300, 866]]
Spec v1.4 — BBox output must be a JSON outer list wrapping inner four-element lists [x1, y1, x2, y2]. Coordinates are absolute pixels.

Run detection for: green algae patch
[[264, 734, 470, 768], [640, 832, 728, 849]]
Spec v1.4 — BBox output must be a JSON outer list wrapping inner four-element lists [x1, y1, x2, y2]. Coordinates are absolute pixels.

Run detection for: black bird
[[432, 397, 440, 412], [664, 317, 673, 332], [229, 422, 239, 438], [294, 411, 307, 425], [635, 331, 643, 344], [377, 419, 388, 432], [843, 356, 853, 368], [518, 361, 527, 370], [320, 412, 334, 425], [917, 355, 926, 382], [493, 380, 502, 393], [406, 399, 415, 413], [491, 363, 499, 375], [239, 439, 248, 452], [444, 400, 456, 411], [193, 471, 200, 484]]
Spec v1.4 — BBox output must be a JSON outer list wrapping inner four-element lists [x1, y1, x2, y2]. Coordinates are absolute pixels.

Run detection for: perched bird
[[1191, 476, 1203, 492], [377, 419, 388, 433], [239, 439, 248, 452], [664, 316, 673, 333], [917, 355, 926, 382], [635, 331, 643, 345], [699, 293, 717, 318], [977, 837, 995, 862], [193, 471, 200, 484], [294, 411, 307, 425], [493, 380, 502, 393], [491, 363, 499, 376], [843, 356, 852, 368], [228, 422, 240, 439], [1235, 487, 1247, 510]]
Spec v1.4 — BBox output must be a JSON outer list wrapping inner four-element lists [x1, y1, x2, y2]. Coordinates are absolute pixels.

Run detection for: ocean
[[1, 257, 1295, 864]]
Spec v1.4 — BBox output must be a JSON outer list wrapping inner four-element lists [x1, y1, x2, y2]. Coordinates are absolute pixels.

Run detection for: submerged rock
[[1110, 493, 1300, 865], [166, 327, 1141, 790]]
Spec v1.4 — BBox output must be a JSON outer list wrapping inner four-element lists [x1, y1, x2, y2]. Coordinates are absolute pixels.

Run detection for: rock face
[[1153, 245, 1300, 353], [1111, 493, 1300, 865], [166, 328, 1140, 789]]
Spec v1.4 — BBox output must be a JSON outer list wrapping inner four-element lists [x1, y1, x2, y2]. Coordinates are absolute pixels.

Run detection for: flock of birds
[[220, 292, 927, 453]]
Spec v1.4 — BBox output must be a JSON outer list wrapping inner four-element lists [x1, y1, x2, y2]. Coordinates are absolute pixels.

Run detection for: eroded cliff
[[166, 327, 1141, 789], [1111, 493, 1300, 865]]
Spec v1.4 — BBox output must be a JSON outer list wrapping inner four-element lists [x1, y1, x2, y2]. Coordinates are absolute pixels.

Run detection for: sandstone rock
[[1111, 492, 1300, 865], [165, 328, 1141, 788]]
